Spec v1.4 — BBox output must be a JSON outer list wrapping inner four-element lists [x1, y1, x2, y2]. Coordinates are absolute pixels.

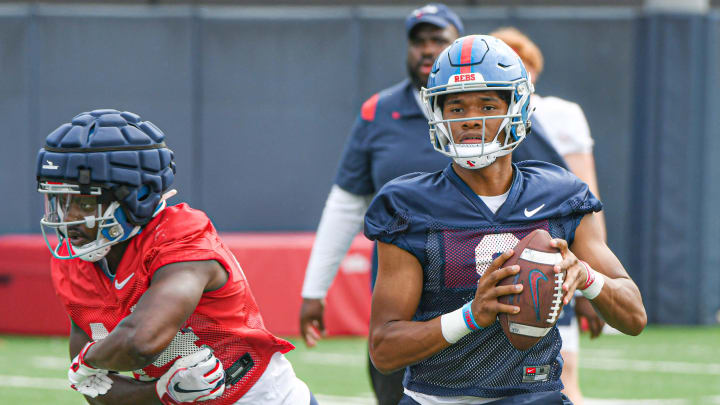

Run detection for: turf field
[[0, 326, 718, 404]]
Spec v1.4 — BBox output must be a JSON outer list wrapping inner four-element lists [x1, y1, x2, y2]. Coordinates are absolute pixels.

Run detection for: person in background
[[491, 26, 608, 405]]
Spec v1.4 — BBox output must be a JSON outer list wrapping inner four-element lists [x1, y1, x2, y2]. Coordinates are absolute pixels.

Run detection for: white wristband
[[578, 261, 605, 300], [440, 302, 482, 344], [440, 306, 470, 344]]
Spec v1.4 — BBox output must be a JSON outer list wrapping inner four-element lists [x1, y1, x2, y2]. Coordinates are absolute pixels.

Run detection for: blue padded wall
[[1, 4, 719, 323], [631, 11, 720, 324], [197, 7, 359, 230], [0, 7, 32, 233]]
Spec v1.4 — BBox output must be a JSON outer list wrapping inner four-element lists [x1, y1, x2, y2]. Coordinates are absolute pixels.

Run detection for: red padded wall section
[[0, 233, 372, 337]]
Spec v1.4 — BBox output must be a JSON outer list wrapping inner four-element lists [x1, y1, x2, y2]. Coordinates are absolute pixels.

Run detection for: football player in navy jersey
[[365, 35, 646, 405]]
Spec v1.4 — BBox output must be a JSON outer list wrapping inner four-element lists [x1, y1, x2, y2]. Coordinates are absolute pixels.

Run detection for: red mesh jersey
[[51, 203, 294, 404]]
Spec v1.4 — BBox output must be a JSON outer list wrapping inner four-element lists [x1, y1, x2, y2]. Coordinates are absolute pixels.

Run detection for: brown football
[[497, 229, 564, 351]]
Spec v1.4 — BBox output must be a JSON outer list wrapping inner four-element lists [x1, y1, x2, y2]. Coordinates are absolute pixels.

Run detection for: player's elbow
[[369, 347, 402, 375], [114, 324, 169, 368], [126, 337, 164, 367], [614, 306, 647, 337], [369, 330, 404, 374], [625, 309, 647, 336], [128, 330, 174, 365]]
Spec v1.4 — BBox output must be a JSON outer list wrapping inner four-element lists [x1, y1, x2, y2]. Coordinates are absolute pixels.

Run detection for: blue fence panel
[[0, 7, 32, 233], [31, 5, 196, 210], [198, 7, 358, 231]]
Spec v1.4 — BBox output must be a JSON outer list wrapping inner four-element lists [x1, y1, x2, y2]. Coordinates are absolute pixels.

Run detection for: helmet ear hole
[[137, 185, 150, 202]]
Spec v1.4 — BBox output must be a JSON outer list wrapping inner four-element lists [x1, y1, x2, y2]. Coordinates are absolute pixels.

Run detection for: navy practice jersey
[[334, 79, 572, 295], [364, 161, 602, 398]]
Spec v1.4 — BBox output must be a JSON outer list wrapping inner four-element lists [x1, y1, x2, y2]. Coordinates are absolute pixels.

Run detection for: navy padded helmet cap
[[37, 109, 175, 225]]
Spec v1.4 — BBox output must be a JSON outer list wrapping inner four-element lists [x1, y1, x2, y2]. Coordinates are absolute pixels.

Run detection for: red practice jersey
[[51, 203, 294, 404]]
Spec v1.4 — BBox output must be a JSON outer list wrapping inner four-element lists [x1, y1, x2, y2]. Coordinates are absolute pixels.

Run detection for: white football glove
[[73, 373, 114, 398], [156, 347, 226, 404], [68, 341, 113, 398]]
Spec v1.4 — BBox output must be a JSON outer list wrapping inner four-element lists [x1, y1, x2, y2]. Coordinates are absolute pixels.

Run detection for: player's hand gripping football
[[68, 341, 113, 398], [470, 250, 523, 327], [156, 347, 226, 404], [550, 238, 589, 306], [299, 298, 326, 347]]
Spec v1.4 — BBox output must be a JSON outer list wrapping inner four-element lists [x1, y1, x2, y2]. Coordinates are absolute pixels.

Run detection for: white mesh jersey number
[[151, 328, 201, 367], [474, 233, 520, 276], [89, 323, 109, 340]]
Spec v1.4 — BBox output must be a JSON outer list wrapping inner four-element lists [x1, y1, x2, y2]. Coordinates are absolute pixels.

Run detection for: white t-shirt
[[531, 94, 593, 156], [478, 188, 510, 214]]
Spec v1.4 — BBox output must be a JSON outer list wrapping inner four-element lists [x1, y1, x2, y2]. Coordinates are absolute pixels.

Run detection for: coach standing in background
[[299, 4, 462, 404]]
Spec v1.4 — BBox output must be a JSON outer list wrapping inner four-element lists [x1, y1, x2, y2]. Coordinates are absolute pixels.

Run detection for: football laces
[[546, 271, 564, 324]]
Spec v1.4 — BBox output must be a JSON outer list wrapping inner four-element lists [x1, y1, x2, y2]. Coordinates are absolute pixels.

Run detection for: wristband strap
[[74, 341, 98, 371], [440, 302, 483, 344], [462, 302, 482, 331], [578, 260, 605, 300]]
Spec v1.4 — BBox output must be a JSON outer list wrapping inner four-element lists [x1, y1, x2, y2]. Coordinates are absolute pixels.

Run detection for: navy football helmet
[[37, 109, 176, 261], [421, 34, 534, 169]]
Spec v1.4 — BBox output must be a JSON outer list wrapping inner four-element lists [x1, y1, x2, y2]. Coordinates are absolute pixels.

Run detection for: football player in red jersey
[[37, 109, 317, 405]]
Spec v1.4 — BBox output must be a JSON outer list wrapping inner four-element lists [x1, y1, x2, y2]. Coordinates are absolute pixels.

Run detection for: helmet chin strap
[[78, 243, 112, 262], [454, 154, 497, 169], [452, 141, 512, 170]]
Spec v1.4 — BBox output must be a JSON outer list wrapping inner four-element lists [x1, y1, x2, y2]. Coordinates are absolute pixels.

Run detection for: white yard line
[[0, 374, 68, 390], [315, 394, 377, 405], [581, 357, 720, 375], [31, 356, 69, 369], [296, 352, 366, 366], [585, 400, 688, 404]]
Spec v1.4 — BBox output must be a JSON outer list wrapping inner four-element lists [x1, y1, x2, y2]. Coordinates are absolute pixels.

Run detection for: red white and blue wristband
[[578, 260, 605, 300], [440, 302, 483, 344]]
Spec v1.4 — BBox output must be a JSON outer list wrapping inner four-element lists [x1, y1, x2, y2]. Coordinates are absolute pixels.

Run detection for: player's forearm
[[84, 374, 160, 405], [369, 317, 450, 374], [84, 320, 165, 371], [590, 277, 646, 336]]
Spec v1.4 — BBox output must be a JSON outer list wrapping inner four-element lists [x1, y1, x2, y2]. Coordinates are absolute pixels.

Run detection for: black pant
[[368, 352, 405, 405]]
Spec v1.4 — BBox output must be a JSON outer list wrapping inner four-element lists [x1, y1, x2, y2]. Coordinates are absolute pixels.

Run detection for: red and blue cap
[[406, 3, 464, 37]]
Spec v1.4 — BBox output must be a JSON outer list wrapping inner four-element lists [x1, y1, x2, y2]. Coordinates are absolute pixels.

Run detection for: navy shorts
[[398, 391, 572, 405]]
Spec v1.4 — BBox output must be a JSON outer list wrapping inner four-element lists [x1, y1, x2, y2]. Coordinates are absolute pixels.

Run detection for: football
[[497, 229, 564, 351]]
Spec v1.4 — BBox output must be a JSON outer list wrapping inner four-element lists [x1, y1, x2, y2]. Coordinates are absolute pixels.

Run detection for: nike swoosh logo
[[114, 273, 135, 290], [524, 204, 545, 218], [173, 382, 209, 394], [529, 269, 549, 322]]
